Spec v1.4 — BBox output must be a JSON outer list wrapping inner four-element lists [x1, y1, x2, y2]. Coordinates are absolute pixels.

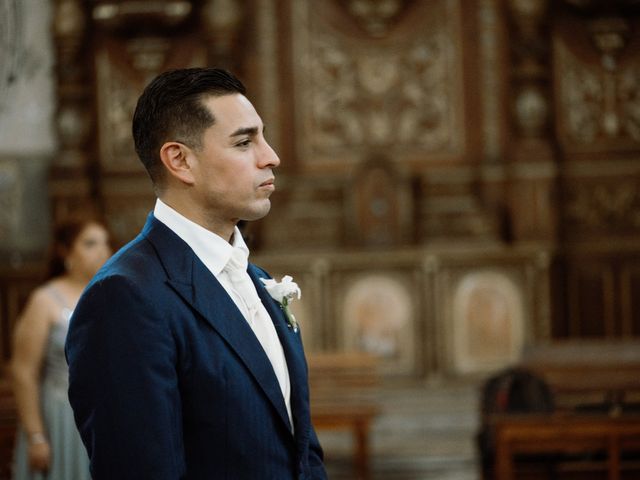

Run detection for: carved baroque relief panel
[[95, 37, 208, 173], [564, 178, 640, 236], [554, 32, 640, 150], [290, 0, 465, 169], [94, 35, 208, 243], [96, 44, 143, 174]]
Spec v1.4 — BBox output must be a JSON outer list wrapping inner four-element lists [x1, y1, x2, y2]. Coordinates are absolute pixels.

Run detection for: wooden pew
[[307, 352, 381, 480], [492, 414, 640, 480], [484, 340, 640, 479], [522, 340, 640, 413]]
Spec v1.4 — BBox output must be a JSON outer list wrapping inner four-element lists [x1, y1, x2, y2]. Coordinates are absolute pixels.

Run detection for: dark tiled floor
[[318, 378, 482, 479]]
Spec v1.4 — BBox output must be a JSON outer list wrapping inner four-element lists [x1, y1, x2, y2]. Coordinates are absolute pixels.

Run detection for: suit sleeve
[[66, 274, 185, 480]]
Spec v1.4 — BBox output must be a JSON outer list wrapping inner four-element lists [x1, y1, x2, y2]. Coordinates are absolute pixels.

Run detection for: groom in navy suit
[[66, 68, 327, 479]]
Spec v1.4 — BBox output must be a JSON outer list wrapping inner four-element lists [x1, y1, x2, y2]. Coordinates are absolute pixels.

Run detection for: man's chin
[[241, 203, 271, 222]]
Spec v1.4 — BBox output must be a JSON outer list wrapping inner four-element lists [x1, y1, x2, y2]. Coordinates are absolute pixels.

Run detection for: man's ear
[[159, 142, 196, 185]]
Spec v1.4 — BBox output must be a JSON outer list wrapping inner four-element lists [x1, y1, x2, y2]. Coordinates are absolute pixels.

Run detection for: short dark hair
[[46, 215, 111, 280], [132, 68, 246, 188]]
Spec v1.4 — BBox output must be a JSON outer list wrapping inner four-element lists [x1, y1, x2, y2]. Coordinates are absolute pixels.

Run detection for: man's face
[[189, 94, 280, 229]]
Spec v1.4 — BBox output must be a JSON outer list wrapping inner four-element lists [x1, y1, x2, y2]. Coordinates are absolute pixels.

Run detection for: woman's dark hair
[[45, 216, 109, 280], [132, 68, 247, 190]]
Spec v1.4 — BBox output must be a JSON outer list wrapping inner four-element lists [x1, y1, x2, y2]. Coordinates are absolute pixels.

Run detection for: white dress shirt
[[153, 199, 293, 428]]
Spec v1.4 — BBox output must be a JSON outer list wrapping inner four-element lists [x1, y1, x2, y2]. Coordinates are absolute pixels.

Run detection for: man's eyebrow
[[229, 126, 264, 137]]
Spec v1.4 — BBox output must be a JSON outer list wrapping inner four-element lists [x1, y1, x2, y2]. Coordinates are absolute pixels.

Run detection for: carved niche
[[345, 156, 412, 247]]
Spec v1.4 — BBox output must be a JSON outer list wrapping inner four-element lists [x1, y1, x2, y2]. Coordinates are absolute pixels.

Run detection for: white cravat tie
[[223, 247, 293, 429], [224, 247, 263, 323]]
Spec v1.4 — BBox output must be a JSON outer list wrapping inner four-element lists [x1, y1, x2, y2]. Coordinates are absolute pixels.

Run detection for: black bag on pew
[[476, 367, 555, 477]]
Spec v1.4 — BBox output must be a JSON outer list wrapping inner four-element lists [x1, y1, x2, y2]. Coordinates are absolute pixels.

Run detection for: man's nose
[[259, 141, 280, 168]]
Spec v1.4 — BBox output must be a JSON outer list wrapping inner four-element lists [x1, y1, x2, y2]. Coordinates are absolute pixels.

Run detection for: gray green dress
[[12, 286, 91, 480]]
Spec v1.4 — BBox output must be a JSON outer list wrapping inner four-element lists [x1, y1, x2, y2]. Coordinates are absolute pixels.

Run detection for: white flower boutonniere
[[261, 275, 301, 333]]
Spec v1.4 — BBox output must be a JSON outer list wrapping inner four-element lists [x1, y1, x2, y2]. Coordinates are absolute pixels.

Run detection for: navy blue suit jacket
[[66, 214, 327, 479]]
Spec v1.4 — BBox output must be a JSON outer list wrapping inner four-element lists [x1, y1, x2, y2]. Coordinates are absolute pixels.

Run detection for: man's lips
[[259, 178, 275, 188]]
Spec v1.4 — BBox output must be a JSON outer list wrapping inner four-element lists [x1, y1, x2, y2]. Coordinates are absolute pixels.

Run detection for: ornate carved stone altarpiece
[[2, 0, 639, 379]]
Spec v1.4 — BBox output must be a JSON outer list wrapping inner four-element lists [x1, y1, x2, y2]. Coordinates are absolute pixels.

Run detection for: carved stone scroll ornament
[[565, 182, 640, 230], [339, 0, 412, 37]]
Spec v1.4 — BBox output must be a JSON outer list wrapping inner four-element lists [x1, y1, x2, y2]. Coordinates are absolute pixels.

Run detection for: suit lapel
[[143, 215, 293, 434], [249, 266, 312, 448]]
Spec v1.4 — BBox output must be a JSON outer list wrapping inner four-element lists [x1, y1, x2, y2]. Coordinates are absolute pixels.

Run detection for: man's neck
[[158, 195, 235, 242]]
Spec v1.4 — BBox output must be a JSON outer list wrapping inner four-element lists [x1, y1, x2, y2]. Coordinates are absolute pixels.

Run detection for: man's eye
[[236, 139, 251, 147]]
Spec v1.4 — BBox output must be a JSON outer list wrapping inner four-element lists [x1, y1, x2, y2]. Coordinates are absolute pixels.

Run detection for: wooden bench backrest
[[307, 351, 379, 396]]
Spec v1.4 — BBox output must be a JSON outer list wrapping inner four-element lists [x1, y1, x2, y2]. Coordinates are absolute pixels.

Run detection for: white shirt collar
[[153, 198, 249, 277]]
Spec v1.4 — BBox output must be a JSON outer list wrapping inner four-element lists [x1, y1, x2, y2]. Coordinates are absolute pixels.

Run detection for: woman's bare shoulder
[[19, 283, 60, 324]]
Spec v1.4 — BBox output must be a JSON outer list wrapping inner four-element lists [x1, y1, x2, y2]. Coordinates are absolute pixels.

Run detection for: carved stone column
[[50, 0, 95, 221], [505, 0, 558, 242], [200, 0, 244, 71]]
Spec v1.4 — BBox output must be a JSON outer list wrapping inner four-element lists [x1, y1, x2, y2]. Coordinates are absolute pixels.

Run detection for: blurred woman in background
[[10, 216, 112, 479]]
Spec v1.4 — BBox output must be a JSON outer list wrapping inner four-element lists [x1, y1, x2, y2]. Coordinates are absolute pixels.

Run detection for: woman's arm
[[10, 288, 53, 471]]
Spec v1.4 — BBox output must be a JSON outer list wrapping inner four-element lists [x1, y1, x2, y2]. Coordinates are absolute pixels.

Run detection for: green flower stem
[[280, 298, 299, 333]]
